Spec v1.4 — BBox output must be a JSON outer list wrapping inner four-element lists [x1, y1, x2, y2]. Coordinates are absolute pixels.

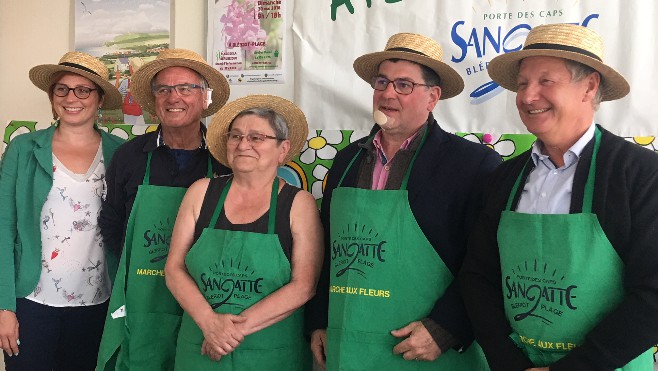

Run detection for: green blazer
[[0, 125, 125, 311]]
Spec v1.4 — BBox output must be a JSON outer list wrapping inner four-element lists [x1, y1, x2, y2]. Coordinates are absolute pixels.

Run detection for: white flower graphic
[[463, 133, 514, 158], [300, 131, 343, 164], [311, 164, 329, 200]]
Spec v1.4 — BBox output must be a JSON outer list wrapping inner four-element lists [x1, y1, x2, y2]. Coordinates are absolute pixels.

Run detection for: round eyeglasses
[[370, 77, 433, 95], [52, 83, 98, 99]]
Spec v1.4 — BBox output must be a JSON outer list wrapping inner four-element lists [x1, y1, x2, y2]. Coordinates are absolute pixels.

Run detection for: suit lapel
[[407, 122, 444, 203]]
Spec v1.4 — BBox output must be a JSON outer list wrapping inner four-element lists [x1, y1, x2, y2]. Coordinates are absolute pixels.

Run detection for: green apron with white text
[[326, 127, 488, 371], [97, 153, 212, 371], [498, 128, 652, 369], [174, 177, 310, 371]]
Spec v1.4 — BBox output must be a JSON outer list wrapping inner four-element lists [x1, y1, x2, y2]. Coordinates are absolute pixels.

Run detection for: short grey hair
[[230, 108, 289, 140], [564, 59, 603, 110]]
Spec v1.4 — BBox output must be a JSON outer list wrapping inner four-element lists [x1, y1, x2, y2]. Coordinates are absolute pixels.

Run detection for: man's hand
[[391, 321, 442, 361], [526, 368, 549, 371], [0, 310, 19, 356], [310, 329, 328, 369]]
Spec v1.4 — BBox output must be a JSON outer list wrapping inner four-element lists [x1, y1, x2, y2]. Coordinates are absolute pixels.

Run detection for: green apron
[[326, 127, 488, 371], [97, 153, 212, 371], [174, 177, 310, 371], [498, 128, 653, 369]]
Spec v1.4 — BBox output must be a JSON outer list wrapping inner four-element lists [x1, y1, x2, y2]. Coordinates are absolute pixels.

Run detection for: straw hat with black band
[[29, 51, 122, 109], [353, 32, 464, 100], [207, 95, 309, 168], [131, 49, 230, 117], [487, 23, 630, 101]]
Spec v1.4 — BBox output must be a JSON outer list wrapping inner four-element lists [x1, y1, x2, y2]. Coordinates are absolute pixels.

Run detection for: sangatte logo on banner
[[293, 0, 657, 136]]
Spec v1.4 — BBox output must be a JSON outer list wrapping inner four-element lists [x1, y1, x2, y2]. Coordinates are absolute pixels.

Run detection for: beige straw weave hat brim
[[29, 51, 122, 109], [207, 95, 309, 168], [131, 49, 230, 117], [353, 33, 464, 100], [487, 23, 629, 101]]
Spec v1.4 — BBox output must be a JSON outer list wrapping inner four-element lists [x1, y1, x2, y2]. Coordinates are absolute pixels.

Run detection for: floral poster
[[209, 0, 285, 84], [75, 0, 171, 125]]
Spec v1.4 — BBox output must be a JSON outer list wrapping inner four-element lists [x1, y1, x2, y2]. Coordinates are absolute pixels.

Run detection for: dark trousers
[[4, 298, 108, 371]]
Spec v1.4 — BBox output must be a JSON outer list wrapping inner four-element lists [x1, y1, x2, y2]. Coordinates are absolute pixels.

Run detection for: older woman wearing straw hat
[[165, 94, 322, 370], [461, 23, 658, 371], [0, 51, 124, 370]]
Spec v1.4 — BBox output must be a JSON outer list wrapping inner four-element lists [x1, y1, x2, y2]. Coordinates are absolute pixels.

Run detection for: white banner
[[293, 0, 658, 136]]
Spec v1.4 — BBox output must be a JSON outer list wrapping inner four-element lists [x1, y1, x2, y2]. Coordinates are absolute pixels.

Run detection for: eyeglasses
[[226, 132, 283, 145], [53, 84, 98, 99], [153, 84, 203, 97], [371, 77, 433, 95]]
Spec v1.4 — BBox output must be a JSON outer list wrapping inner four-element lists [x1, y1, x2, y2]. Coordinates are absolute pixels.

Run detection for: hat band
[[386, 47, 430, 58], [59, 62, 101, 77], [523, 43, 602, 62]]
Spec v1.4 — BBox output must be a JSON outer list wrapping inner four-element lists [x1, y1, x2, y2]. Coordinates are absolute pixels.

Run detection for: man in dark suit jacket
[[460, 23, 658, 371], [306, 32, 501, 370]]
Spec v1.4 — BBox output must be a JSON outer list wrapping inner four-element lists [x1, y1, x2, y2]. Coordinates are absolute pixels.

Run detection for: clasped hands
[[199, 312, 247, 361]]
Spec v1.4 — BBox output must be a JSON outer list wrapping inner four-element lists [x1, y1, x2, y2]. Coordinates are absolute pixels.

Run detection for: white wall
[[0, 0, 295, 130], [0, 0, 72, 128]]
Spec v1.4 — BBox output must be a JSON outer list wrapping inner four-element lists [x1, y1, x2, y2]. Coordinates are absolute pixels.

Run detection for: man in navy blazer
[[306, 32, 501, 370]]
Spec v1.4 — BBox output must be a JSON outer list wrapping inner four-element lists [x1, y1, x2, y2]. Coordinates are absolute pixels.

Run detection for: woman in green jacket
[[0, 51, 125, 371]]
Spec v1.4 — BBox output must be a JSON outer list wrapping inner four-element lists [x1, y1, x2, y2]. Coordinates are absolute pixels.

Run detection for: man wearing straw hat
[[460, 23, 658, 370], [97, 49, 231, 371], [307, 32, 501, 370]]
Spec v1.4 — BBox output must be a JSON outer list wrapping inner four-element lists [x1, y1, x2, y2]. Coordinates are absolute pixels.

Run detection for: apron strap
[[208, 177, 279, 234], [401, 124, 428, 189], [582, 127, 601, 214], [336, 140, 370, 187], [506, 126, 602, 212], [267, 177, 279, 234], [143, 152, 153, 185], [337, 124, 429, 191], [505, 161, 531, 211], [206, 155, 213, 178]]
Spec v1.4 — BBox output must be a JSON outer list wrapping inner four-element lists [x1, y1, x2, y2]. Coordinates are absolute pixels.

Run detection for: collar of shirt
[[530, 122, 596, 171], [372, 125, 422, 165], [517, 122, 595, 214], [152, 123, 208, 150], [369, 123, 426, 190]]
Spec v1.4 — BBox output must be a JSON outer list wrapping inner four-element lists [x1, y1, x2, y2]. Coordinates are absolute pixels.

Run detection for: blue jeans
[[4, 298, 108, 371]]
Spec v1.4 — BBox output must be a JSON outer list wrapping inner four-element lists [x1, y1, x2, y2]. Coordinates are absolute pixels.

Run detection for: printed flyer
[[210, 0, 285, 84]]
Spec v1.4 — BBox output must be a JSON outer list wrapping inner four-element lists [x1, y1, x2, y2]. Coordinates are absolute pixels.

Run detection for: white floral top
[[27, 144, 111, 307]]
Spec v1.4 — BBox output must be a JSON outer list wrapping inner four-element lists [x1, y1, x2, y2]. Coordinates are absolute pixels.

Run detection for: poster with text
[[209, 0, 286, 84]]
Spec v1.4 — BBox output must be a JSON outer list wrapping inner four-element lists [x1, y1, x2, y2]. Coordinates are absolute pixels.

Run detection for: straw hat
[[131, 49, 230, 117], [353, 33, 464, 99], [487, 23, 630, 101], [207, 95, 309, 168], [29, 51, 122, 109]]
